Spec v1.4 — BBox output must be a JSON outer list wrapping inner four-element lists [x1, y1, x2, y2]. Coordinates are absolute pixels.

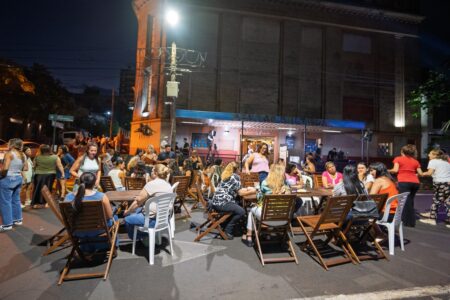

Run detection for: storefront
[[175, 109, 366, 165]]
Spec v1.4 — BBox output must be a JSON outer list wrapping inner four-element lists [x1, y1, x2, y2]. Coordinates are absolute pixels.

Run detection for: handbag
[[350, 185, 379, 219]]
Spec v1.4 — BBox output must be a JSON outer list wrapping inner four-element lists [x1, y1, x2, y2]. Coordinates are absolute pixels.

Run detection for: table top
[[105, 190, 141, 202], [242, 188, 332, 202]]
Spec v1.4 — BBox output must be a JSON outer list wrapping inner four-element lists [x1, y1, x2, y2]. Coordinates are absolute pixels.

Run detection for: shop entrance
[[241, 135, 276, 163]]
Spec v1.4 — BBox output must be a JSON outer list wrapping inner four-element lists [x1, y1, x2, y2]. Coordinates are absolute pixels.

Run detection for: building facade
[[130, 0, 423, 160]]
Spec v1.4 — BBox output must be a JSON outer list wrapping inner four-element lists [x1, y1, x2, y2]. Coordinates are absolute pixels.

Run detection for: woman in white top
[[108, 158, 126, 191], [70, 142, 101, 189], [419, 149, 450, 226], [21, 147, 34, 206], [357, 162, 375, 192]]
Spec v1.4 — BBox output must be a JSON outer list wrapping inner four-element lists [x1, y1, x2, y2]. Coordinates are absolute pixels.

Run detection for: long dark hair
[[73, 172, 96, 215], [342, 164, 365, 195], [256, 143, 269, 158], [369, 162, 395, 181]]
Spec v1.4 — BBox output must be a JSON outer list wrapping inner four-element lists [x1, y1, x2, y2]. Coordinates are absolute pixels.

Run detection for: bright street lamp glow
[[166, 9, 179, 27]]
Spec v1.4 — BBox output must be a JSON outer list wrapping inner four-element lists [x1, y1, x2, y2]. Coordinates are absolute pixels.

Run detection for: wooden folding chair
[[125, 176, 146, 190], [253, 194, 298, 266], [297, 195, 357, 270], [194, 183, 231, 242], [58, 201, 119, 285], [100, 176, 117, 192], [312, 174, 324, 188], [343, 193, 389, 262], [171, 175, 192, 219], [241, 172, 260, 188], [40, 185, 71, 256]]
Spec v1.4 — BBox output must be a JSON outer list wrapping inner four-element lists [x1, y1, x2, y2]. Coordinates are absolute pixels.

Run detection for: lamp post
[[165, 8, 180, 149]]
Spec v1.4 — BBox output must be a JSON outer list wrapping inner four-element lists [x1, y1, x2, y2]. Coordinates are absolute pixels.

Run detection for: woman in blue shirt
[[56, 145, 74, 199]]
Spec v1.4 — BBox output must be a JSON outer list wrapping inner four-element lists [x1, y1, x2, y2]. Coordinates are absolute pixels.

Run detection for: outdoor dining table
[[105, 190, 141, 202], [241, 187, 333, 214]]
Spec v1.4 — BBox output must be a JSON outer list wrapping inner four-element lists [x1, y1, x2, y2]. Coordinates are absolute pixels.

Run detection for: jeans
[[212, 202, 245, 235], [398, 182, 420, 227], [124, 207, 156, 240], [0, 176, 23, 226], [258, 171, 268, 183]]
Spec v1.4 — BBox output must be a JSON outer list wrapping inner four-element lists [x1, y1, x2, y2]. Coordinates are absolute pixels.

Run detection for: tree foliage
[[407, 70, 450, 118]]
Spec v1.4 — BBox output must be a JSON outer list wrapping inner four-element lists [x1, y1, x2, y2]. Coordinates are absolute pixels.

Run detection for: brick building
[[130, 0, 424, 162]]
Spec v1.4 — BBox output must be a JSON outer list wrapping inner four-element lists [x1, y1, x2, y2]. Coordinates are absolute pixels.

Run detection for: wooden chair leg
[[287, 226, 299, 264], [104, 222, 119, 280], [195, 219, 212, 232], [58, 246, 76, 285], [299, 221, 328, 270], [194, 215, 229, 242], [252, 216, 265, 266], [337, 230, 359, 264], [43, 233, 70, 256]]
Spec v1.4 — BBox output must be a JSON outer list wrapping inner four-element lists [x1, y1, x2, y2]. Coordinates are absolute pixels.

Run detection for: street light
[[165, 9, 179, 27]]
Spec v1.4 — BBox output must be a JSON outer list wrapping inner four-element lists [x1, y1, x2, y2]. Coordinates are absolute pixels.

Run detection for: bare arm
[[322, 175, 330, 188], [1, 152, 12, 177], [56, 157, 65, 176], [416, 167, 424, 176], [70, 157, 82, 178], [421, 168, 434, 177], [370, 179, 382, 195], [244, 154, 254, 173], [102, 195, 113, 219], [237, 187, 256, 196], [388, 163, 399, 174], [364, 181, 373, 192], [124, 188, 149, 216]]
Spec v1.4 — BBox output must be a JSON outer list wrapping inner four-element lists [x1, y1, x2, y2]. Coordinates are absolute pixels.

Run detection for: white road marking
[[293, 284, 450, 300]]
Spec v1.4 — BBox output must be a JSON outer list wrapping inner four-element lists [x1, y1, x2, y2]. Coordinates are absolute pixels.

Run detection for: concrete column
[[394, 35, 405, 128]]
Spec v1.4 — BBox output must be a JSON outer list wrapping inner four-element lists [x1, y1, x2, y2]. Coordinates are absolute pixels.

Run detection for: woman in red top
[[389, 144, 423, 227]]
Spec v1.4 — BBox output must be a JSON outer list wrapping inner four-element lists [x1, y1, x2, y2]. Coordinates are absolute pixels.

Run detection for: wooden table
[[241, 188, 333, 214], [105, 190, 140, 202]]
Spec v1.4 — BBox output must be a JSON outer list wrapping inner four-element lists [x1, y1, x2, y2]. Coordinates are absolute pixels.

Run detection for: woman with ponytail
[[64, 172, 115, 252]]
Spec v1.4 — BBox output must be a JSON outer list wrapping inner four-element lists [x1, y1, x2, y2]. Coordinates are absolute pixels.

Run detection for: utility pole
[[168, 42, 178, 149], [110, 88, 115, 138]]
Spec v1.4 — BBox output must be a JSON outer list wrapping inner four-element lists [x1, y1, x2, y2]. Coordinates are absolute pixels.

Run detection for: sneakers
[[0, 225, 13, 232], [419, 218, 436, 226], [13, 220, 23, 226]]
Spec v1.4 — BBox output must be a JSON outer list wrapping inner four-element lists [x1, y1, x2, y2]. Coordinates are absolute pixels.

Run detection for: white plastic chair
[[132, 193, 177, 265], [169, 182, 179, 239], [376, 192, 409, 256], [300, 175, 317, 214]]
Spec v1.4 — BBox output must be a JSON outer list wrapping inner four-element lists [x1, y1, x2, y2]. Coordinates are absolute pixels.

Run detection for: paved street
[[0, 192, 449, 300]]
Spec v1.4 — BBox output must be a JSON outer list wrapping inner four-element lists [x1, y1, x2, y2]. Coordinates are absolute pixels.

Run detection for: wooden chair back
[[313, 174, 324, 188], [260, 194, 296, 223], [100, 176, 116, 192], [59, 201, 109, 236], [41, 185, 64, 225], [171, 176, 190, 199], [125, 177, 146, 190], [317, 195, 356, 228], [241, 172, 260, 188]]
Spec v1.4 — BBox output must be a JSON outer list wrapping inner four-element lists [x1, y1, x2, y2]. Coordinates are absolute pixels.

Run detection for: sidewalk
[[0, 193, 448, 300]]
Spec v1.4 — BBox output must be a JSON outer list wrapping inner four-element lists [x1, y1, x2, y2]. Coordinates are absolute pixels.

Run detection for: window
[[377, 142, 393, 157], [343, 33, 371, 54]]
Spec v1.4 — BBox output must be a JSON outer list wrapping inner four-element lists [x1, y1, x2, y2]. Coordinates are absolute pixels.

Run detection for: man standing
[[182, 137, 190, 158], [157, 144, 176, 165], [327, 147, 337, 161]]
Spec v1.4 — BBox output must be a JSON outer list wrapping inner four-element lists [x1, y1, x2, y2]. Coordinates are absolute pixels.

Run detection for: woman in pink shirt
[[244, 143, 270, 182], [322, 161, 343, 189]]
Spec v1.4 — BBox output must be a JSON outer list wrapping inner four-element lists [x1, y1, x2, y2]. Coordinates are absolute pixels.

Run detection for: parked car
[[0, 141, 40, 162]]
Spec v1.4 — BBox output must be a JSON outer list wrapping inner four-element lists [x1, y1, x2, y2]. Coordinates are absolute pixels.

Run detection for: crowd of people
[[1, 138, 449, 246]]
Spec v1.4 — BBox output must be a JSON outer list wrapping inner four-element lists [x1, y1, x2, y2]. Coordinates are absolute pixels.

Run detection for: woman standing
[[357, 162, 375, 192], [0, 139, 28, 231], [21, 147, 34, 207], [322, 161, 343, 189], [389, 144, 422, 227], [244, 143, 270, 183], [210, 162, 255, 240], [419, 149, 450, 226], [32, 145, 64, 208], [56, 145, 74, 200], [70, 142, 102, 190], [242, 163, 290, 246]]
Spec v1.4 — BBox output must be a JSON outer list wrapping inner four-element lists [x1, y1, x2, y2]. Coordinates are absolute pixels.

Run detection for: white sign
[[52, 121, 64, 129]]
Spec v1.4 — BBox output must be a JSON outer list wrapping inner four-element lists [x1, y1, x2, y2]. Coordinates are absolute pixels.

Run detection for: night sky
[[0, 0, 448, 94]]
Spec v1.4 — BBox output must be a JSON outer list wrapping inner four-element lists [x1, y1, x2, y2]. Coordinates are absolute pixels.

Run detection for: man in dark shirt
[[157, 144, 176, 164], [182, 137, 190, 157]]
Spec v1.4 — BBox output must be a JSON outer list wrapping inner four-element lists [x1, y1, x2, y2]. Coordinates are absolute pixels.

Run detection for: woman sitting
[[210, 162, 255, 240], [357, 162, 375, 192], [322, 161, 343, 189], [123, 164, 173, 241], [64, 172, 117, 252], [369, 162, 399, 216], [302, 154, 316, 175], [333, 164, 366, 197], [108, 158, 126, 191], [285, 163, 304, 188], [242, 163, 291, 247]]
